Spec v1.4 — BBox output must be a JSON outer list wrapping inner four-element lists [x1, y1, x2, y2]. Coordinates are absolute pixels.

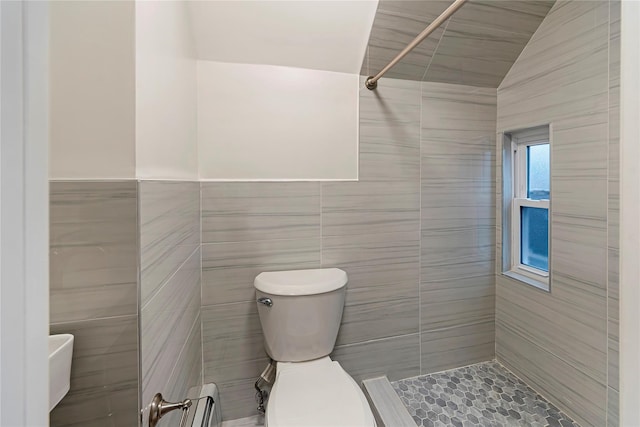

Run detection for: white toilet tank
[[254, 268, 347, 362]]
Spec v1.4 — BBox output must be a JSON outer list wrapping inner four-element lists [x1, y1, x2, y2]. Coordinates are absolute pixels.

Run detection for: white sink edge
[[49, 334, 74, 412]]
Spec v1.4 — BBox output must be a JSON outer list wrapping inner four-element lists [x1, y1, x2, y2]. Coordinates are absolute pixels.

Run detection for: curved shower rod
[[365, 0, 468, 90]]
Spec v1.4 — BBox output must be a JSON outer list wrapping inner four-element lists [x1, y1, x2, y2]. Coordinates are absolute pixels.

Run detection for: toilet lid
[[266, 357, 376, 427]]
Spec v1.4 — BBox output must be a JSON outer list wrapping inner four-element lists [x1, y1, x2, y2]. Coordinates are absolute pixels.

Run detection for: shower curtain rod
[[365, 0, 468, 90]]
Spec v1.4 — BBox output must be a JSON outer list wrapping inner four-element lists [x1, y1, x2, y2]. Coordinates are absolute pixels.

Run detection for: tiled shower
[[48, 1, 620, 426]]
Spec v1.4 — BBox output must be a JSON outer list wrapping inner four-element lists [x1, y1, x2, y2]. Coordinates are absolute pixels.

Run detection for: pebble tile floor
[[392, 360, 581, 427]]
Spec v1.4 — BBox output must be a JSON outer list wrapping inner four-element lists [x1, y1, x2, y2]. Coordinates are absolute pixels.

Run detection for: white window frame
[[502, 125, 551, 291], [510, 140, 550, 284]]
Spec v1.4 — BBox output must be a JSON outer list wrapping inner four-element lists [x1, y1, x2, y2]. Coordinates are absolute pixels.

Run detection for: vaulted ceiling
[[361, 0, 555, 87], [188, 1, 378, 74]]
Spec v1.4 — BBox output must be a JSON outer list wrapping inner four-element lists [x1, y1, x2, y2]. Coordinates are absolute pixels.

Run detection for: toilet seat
[[266, 357, 376, 427]]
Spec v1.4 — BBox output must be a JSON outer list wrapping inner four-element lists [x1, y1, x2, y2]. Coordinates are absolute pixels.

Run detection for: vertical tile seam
[[495, 93, 500, 362], [200, 181, 205, 386], [320, 182, 323, 267], [135, 180, 143, 416], [419, 81, 423, 374], [420, 19, 451, 82], [158, 312, 202, 399], [605, 0, 611, 423]]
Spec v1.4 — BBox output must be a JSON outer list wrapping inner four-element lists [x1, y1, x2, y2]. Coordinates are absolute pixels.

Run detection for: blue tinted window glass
[[527, 144, 550, 200], [521, 206, 549, 271]]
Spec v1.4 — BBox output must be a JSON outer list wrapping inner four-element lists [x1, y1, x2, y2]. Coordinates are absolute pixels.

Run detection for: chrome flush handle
[[257, 297, 273, 307]]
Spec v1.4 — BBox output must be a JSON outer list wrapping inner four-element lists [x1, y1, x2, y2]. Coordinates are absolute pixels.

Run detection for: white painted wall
[[49, 0, 371, 181], [49, 1, 135, 180], [197, 61, 359, 181], [619, 1, 640, 425], [135, 0, 198, 180], [1, 1, 49, 425], [189, 0, 378, 74]]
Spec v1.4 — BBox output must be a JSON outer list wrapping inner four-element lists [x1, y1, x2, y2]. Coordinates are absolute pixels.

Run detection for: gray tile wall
[[495, 1, 618, 426], [421, 82, 496, 373], [200, 182, 321, 420], [327, 79, 422, 389], [361, 0, 554, 87], [202, 78, 497, 420], [49, 181, 139, 427], [139, 181, 202, 422], [608, 1, 621, 425]]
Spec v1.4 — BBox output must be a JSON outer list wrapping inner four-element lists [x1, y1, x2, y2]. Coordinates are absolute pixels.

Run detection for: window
[[502, 125, 550, 290]]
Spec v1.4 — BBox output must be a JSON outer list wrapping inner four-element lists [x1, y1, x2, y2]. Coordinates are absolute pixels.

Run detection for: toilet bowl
[[266, 357, 375, 427], [254, 268, 376, 427]]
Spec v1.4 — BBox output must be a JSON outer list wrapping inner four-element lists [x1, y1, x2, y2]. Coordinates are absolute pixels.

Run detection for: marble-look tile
[[332, 260, 419, 306], [421, 275, 495, 331], [50, 181, 138, 324], [497, 320, 606, 427], [358, 78, 421, 182], [202, 239, 321, 306], [608, 387, 619, 427], [139, 181, 200, 305], [451, 0, 555, 35], [362, 7, 445, 80], [495, 2, 612, 426], [201, 182, 320, 244], [216, 378, 263, 422], [152, 317, 203, 427], [50, 315, 138, 427], [337, 297, 418, 346], [608, 2, 621, 425], [498, 1, 609, 129], [202, 302, 269, 420], [363, 0, 551, 85], [421, 83, 498, 132], [322, 231, 420, 343], [202, 302, 268, 384], [551, 118, 608, 218], [552, 215, 607, 289], [420, 83, 496, 369], [141, 248, 201, 407], [169, 319, 203, 401], [323, 231, 419, 269], [375, 0, 450, 22], [497, 280, 606, 385], [425, 22, 532, 87], [421, 228, 494, 282], [420, 83, 496, 244], [332, 333, 420, 384], [321, 181, 419, 237], [421, 321, 494, 374]]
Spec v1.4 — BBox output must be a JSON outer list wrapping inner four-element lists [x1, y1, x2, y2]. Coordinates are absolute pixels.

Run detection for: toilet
[[254, 268, 376, 427]]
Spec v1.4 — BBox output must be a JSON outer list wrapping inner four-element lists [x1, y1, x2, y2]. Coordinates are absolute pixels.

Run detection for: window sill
[[503, 270, 550, 292]]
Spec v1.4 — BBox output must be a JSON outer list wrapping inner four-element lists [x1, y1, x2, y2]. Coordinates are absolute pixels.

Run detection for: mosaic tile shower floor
[[392, 360, 581, 427]]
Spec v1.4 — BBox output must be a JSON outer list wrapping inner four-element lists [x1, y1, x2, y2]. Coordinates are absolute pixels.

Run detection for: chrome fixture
[[255, 359, 277, 415], [149, 393, 192, 427], [257, 297, 273, 307], [365, 0, 467, 90]]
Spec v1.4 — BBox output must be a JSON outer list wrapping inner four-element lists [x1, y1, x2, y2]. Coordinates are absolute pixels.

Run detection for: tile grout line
[[136, 180, 143, 415], [320, 182, 323, 267], [50, 312, 138, 327], [141, 244, 201, 311], [420, 18, 451, 82], [605, 1, 611, 423], [418, 81, 423, 375], [200, 181, 205, 387]]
